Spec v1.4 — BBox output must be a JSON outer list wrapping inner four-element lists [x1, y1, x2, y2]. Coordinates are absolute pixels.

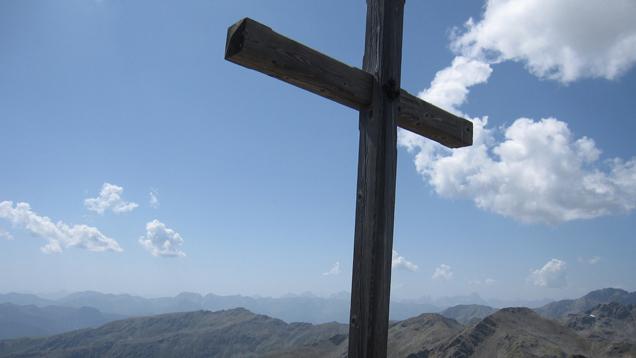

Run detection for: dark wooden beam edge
[[225, 18, 472, 148], [398, 91, 472, 148], [225, 18, 372, 112]]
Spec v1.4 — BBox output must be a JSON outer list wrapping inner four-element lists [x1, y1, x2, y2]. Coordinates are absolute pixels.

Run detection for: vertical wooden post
[[348, 0, 405, 357]]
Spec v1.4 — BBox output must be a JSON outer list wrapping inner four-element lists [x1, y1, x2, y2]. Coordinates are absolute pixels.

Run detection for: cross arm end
[[398, 91, 473, 148]]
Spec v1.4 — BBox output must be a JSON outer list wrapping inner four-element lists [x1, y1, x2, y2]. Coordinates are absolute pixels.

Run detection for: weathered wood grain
[[348, 1, 404, 357], [225, 17, 472, 148], [398, 91, 473, 148], [225, 18, 372, 111]]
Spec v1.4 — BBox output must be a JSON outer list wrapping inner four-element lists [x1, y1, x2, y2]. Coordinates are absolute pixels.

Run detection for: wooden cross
[[225, 1, 472, 357]]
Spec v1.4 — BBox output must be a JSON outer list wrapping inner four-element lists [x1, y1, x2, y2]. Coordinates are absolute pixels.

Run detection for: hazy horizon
[[4, 286, 627, 307]]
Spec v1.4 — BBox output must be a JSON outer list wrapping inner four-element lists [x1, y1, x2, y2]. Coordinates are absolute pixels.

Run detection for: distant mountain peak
[[585, 287, 631, 301], [440, 304, 498, 324], [175, 292, 203, 301], [536, 287, 636, 319]]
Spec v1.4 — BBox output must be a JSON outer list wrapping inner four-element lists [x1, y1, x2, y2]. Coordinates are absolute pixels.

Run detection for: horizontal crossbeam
[[225, 18, 472, 148]]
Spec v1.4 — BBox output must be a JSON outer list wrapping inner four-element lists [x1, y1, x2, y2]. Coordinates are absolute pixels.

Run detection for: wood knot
[[351, 315, 359, 327], [382, 78, 400, 102]]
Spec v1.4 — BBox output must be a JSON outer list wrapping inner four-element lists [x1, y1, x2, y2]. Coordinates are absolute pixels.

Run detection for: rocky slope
[[535, 288, 636, 319], [561, 302, 636, 345], [432, 307, 593, 357], [271, 306, 636, 357]]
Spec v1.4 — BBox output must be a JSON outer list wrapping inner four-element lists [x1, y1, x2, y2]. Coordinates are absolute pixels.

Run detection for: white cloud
[[149, 190, 159, 209], [400, 116, 636, 225], [0, 201, 122, 253], [399, 0, 636, 225], [0, 228, 14, 240], [529, 259, 567, 288], [418, 56, 492, 115], [139, 220, 185, 257], [469, 278, 496, 285], [451, 0, 636, 83], [85, 183, 138, 214], [392, 251, 419, 272], [323, 262, 341, 276], [432, 264, 453, 281], [577, 256, 602, 264]]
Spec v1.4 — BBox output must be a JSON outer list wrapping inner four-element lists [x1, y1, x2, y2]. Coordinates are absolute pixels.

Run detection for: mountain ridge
[[268, 304, 636, 357], [0, 308, 348, 358], [535, 288, 636, 319], [2, 302, 636, 357], [0, 302, 125, 340], [2, 287, 635, 340]]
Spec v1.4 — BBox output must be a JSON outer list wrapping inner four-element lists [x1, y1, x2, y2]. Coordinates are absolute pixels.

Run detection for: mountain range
[[0, 289, 553, 328], [2, 298, 635, 357], [0, 302, 125, 339], [1, 287, 636, 356]]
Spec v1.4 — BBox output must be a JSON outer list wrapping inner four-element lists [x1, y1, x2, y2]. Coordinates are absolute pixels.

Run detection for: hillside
[[254, 312, 467, 358], [0, 308, 348, 358], [433, 307, 594, 357]]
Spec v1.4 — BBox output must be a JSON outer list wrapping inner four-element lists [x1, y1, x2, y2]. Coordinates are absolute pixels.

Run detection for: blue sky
[[1, 0, 635, 303]]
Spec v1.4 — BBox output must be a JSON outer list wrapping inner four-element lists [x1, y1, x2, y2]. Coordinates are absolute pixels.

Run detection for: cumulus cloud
[[577, 256, 602, 264], [0, 201, 122, 253], [451, 0, 636, 83], [529, 259, 567, 288], [401, 116, 636, 225], [399, 0, 636, 225], [392, 251, 419, 272], [85, 183, 138, 214], [323, 262, 341, 276], [149, 189, 159, 209], [139, 220, 185, 257], [432, 264, 453, 281], [485, 278, 497, 285]]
